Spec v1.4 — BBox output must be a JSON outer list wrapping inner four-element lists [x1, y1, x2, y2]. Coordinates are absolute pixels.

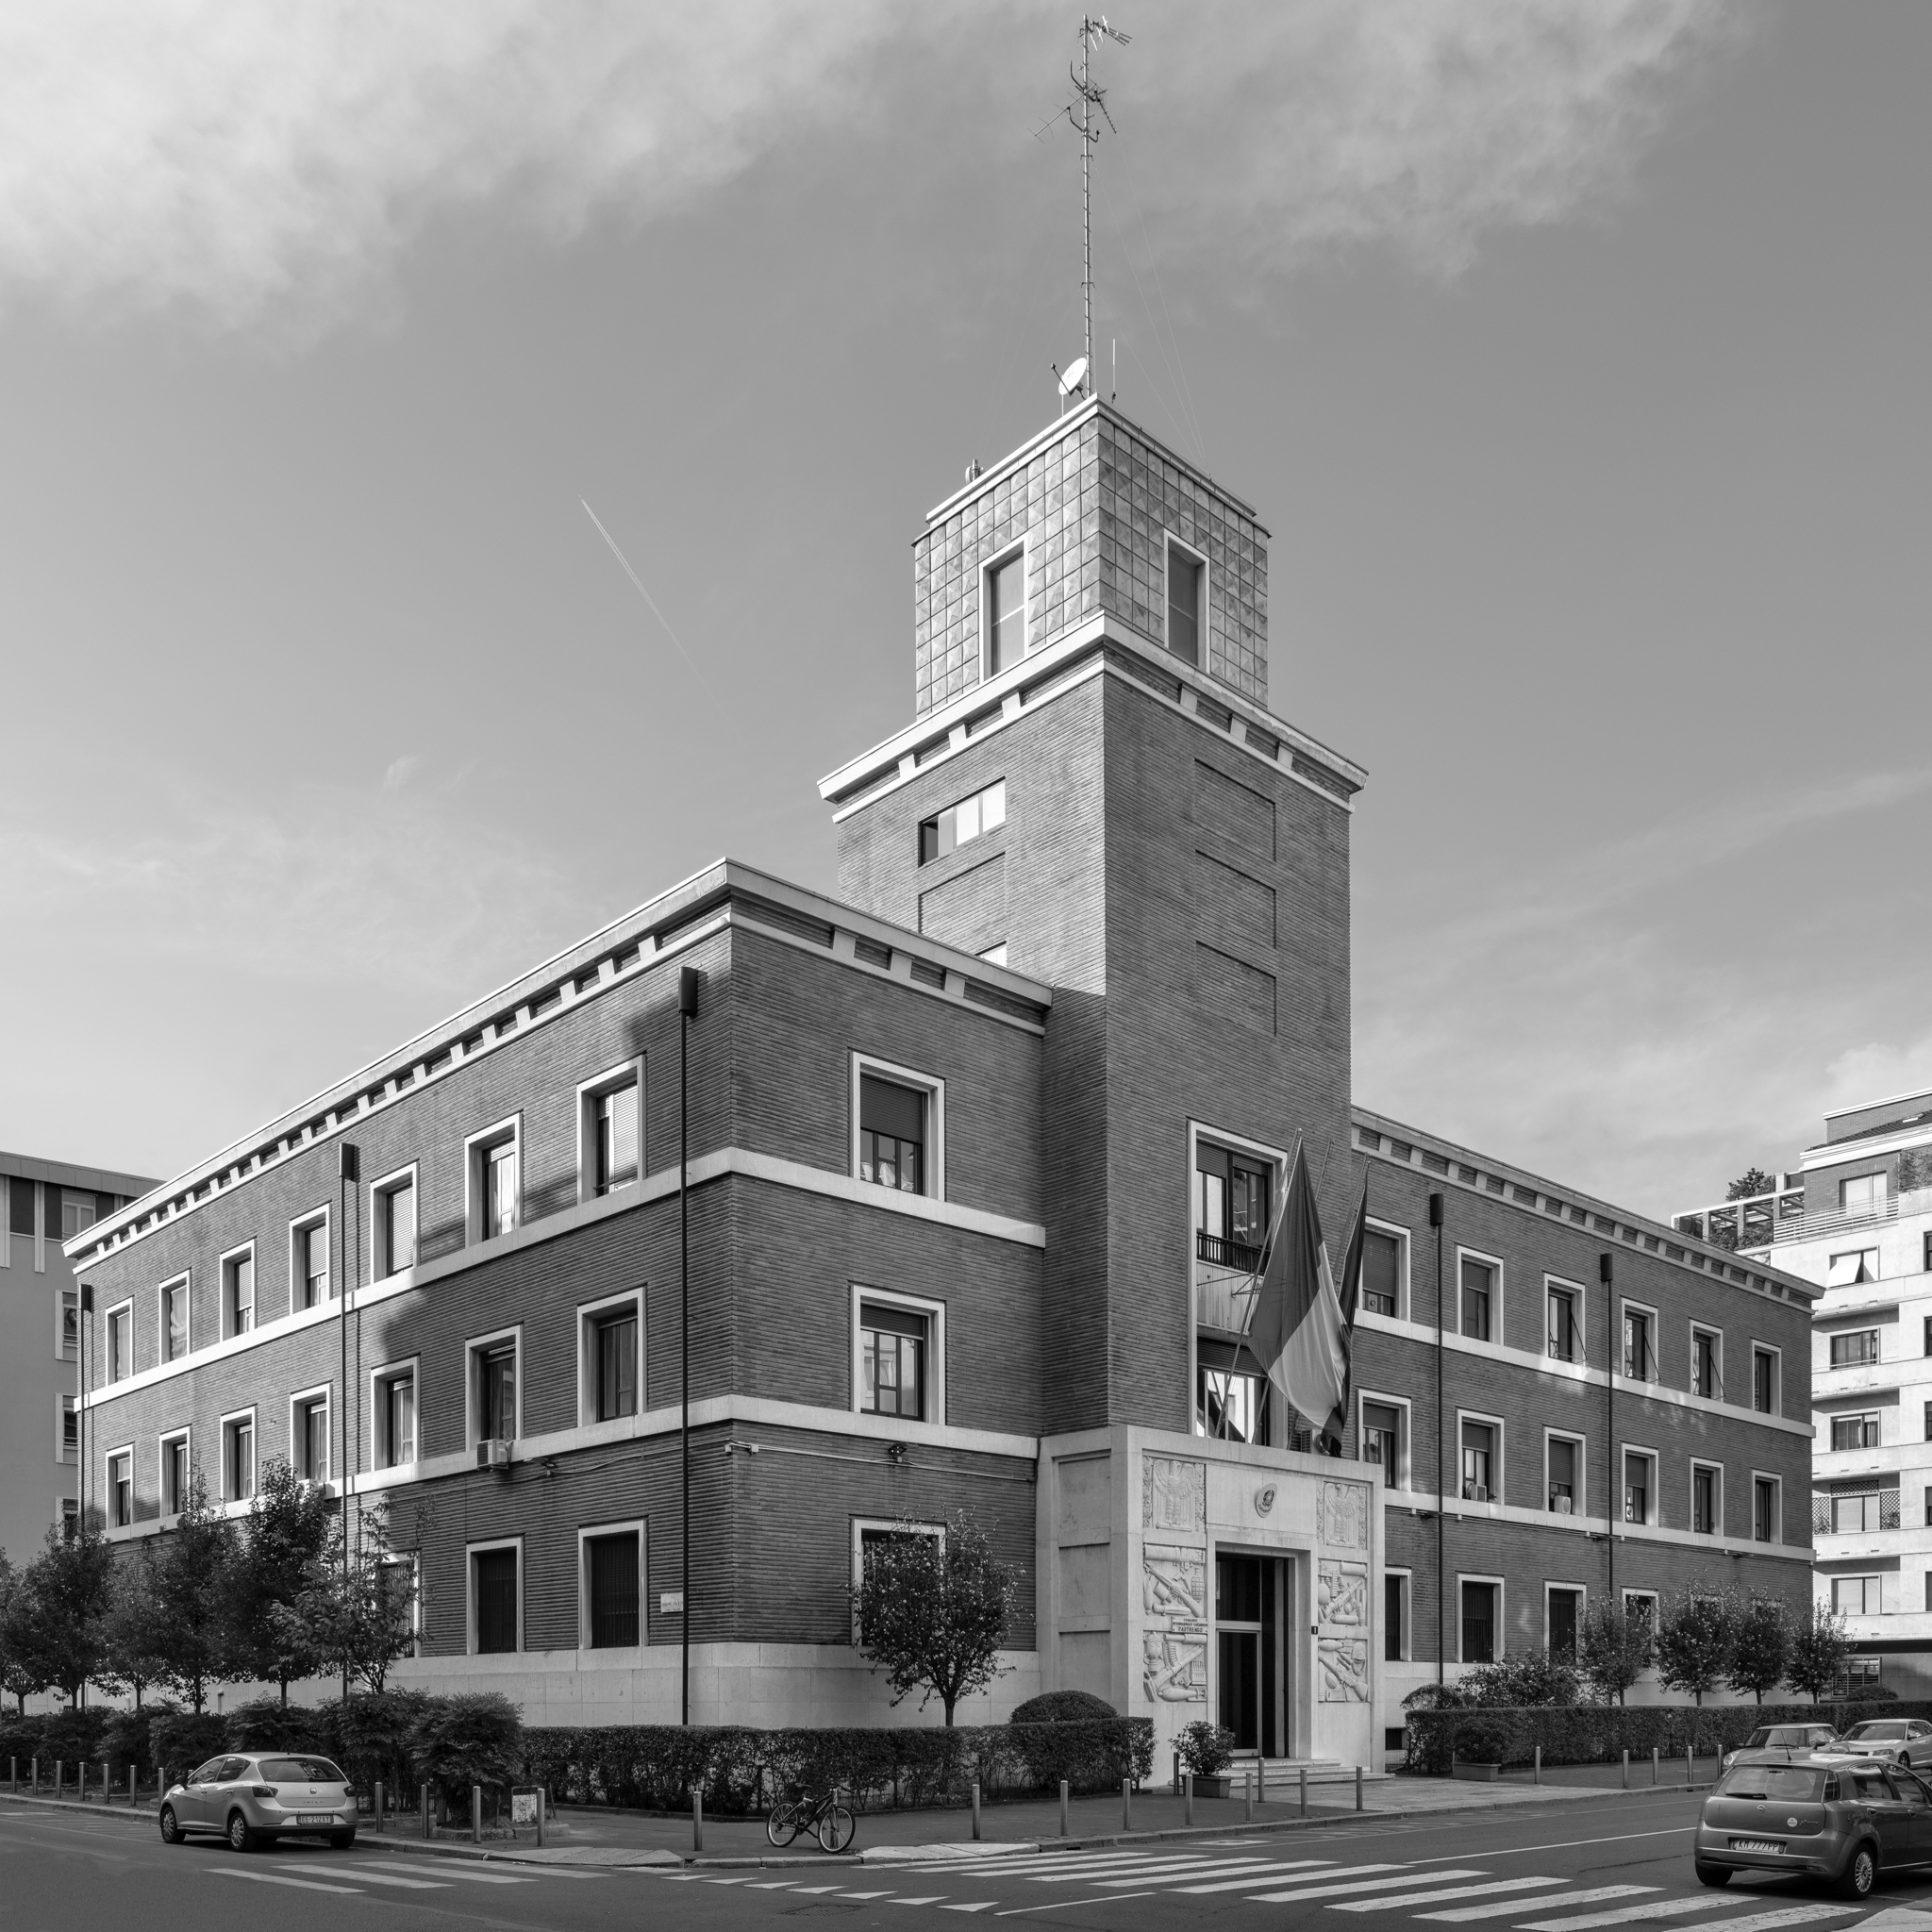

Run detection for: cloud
[[0, 0, 1745, 338], [381, 752, 422, 791]]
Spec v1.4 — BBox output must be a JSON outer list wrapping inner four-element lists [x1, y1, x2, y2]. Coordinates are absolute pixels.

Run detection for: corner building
[[73, 400, 1812, 1765]]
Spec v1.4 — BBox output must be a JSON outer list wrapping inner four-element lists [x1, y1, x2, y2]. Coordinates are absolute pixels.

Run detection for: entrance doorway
[[1215, 1551, 1292, 1756]]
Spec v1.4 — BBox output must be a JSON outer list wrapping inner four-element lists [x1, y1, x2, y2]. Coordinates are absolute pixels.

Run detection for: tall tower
[[821, 398, 1364, 1440]]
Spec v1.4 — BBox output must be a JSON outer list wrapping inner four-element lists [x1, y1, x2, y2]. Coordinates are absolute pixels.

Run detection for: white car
[[158, 1752, 358, 1852], [1817, 1720, 1932, 1773]]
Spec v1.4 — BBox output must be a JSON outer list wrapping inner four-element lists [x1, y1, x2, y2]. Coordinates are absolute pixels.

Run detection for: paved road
[[9, 1790, 1932, 1931]]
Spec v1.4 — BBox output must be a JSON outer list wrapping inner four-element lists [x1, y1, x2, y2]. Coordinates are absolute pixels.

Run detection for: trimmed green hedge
[[519, 1719, 1155, 1815], [1406, 1701, 1932, 1774]]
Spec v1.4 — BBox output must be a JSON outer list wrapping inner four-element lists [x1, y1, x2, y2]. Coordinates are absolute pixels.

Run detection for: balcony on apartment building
[[1674, 1174, 1932, 1254]]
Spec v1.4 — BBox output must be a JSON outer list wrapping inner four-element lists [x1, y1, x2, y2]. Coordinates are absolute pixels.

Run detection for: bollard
[[7, 1757, 12, 1794], [127, 1767, 135, 1807], [472, 1784, 482, 1843], [1245, 1763, 1254, 1823], [1652, 1747, 1659, 1786], [1686, 1745, 1693, 1790], [1534, 1744, 1542, 1788], [1622, 1749, 1629, 1790], [77, 1761, 85, 1804], [1184, 1773, 1193, 1826], [31, 1757, 39, 1796], [422, 1783, 432, 1840], [537, 1788, 547, 1849], [1356, 1764, 1364, 1812], [1122, 1777, 1132, 1830], [1173, 1748, 1182, 1797], [971, 1782, 981, 1841], [1299, 1763, 1307, 1819], [101, 1760, 108, 1805], [1059, 1779, 1069, 1839], [375, 1780, 385, 1832], [693, 1789, 704, 1854]]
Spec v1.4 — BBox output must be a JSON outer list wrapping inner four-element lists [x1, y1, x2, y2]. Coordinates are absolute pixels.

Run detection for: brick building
[[71, 398, 1812, 1761]]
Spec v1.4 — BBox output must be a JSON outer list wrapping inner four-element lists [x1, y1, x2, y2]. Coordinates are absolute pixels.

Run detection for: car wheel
[[158, 1806, 184, 1845], [1693, 1864, 1733, 1889], [1836, 1842, 1877, 1900], [227, 1811, 258, 1854], [329, 1831, 356, 1850]]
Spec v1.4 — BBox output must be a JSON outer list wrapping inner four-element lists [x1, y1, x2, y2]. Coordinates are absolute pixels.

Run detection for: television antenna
[[1036, 15, 1130, 402]]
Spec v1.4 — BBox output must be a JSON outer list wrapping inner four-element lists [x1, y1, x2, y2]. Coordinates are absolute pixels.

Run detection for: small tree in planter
[[1786, 1602, 1852, 1705], [1577, 1599, 1653, 1707], [1452, 1710, 1514, 1779], [1729, 1597, 1792, 1706], [1177, 1721, 1238, 1794], [1655, 1591, 1735, 1706]]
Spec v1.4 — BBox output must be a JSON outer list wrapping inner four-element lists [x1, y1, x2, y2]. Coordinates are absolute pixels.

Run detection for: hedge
[[1405, 1700, 1932, 1774], [517, 1719, 1155, 1815]]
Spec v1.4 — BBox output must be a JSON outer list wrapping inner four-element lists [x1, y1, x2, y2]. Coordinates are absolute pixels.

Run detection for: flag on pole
[[1248, 1144, 1367, 1446]]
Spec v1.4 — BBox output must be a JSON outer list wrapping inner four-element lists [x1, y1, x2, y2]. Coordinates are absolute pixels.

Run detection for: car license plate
[[1729, 1838, 1784, 1853], [297, 1813, 335, 1826]]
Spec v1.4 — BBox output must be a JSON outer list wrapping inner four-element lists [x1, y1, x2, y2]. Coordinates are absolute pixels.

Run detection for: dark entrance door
[[1215, 1553, 1289, 1756]]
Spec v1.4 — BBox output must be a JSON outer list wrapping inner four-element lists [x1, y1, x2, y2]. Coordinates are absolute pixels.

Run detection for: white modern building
[[1677, 1088, 1932, 1697]]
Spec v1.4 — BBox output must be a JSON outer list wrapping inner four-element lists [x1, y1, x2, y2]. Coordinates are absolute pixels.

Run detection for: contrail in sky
[[580, 498, 718, 701]]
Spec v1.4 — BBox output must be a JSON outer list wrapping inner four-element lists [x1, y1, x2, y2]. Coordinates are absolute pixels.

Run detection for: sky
[[1, 1, 1926, 1221]]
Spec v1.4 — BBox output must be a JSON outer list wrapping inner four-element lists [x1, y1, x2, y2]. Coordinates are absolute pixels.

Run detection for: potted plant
[[1450, 1711, 1512, 1782], [1177, 1721, 1239, 1799]]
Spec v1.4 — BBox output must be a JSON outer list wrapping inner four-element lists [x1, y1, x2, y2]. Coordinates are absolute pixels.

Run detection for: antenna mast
[[1068, 16, 1129, 398]]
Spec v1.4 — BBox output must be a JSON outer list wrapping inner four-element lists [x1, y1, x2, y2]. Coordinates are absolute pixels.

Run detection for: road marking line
[[1332, 1878, 1571, 1911], [791, 1884, 844, 1893], [278, 1861, 447, 1889], [1180, 1862, 1420, 1898], [356, 1859, 528, 1884], [1079, 1859, 1327, 1889], [841, 1890, 896, 1899], [208, 1868, 362, 1895], [891, 1898, 950, 1906], [745, 1878, 798, 1888], [1673, 1910, 1859, 1932], [1407, 1830, 1698, 1865], [1245, 1869, 1490, 1905], [939, 1903, 997, 1913], [1516, 1898, 1754, 1929], [995, 1893, 1158, 1915], [1422, 1887, 1660, 1922]]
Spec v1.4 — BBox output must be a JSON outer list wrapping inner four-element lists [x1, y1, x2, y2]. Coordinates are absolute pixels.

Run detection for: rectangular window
[[1623, 1307, 1655, 1380], [1693, 1464, 1719, 1536], [161, 1434, 189, 1516], [1831, 1329, 1881, 1367], [1691, 1327, 1722, 1399], [8, 1177, 34, 1239], [1833, 1575, 1881, 1616], [861, 1302, 928, 1421], [107, 1304, 130, 1382], [1754, 1475, 1779, 1543], [1547, 1284, 1578, 1362], [479, 1137, 519, 1241], [1361, 1226, 1403, 1317], [1548, 1587, 1583, 1661], [1460, 1419, 1496, 1501], [1828, 1248, 1881, 1288], [1385, 1573, 1408, 1662], [1547, 1437, 1579, 1514], [475, 1341, 517, 1443], [1624, 1450, 1654, 1525], [1833, 1412, 1881, 1451], [918, 778, 1007, 865], [859, 1074, 926, 1195], [585, 1531, 641, 1648], [1197, 1142, 1273, 1273], [109, 1451, 131, 1528], [1924, 1230, 1932, 1274], [1624, 1590, 1658, 1629], [224, 1250, 254, 1337], [1841, 1173, 1889, 1218], [594, 1307, 639, 1422], [296, 1220, 329, 1308], [1831, 1490, 1888, 1534], [225, 1414, 256, 1502], [1753, 1346, 1778, 1415], [294, 1394, 329, 1483], [377, 1371, 416, 1468], [377, 1175, 416, 1277], [985, 549, 1025, 675], [1199, 1363, 1269, 1444], [1460, 1579, 1499, 1665], [474, 1547, 519, 1654], [61, 1399, 77, 1456], [1459, 1258, 1494, 1342], [161, 1276, 189, 1362], [1925, 1315, 1932, 1356], [592, 1080, 641, 1197], [1363, 1402, 1403, 1487], [60, 1289, 77, 1359], [1166, 539, 1204, 666]]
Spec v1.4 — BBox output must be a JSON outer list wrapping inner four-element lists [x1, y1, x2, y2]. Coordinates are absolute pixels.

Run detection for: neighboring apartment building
[[71, 398, 1814, 1763], [1678, 1091, 1932, 1697], [0, 1151, 156, 1565]]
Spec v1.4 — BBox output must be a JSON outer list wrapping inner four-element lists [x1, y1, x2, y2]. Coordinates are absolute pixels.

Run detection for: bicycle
[[765, 1786, 856, 1854]]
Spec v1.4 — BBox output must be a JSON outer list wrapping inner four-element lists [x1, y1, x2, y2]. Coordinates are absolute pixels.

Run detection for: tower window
[[918, 779, 1006, 865], [984, 549, 1025, 676], [1166, 539, 1204, 666]]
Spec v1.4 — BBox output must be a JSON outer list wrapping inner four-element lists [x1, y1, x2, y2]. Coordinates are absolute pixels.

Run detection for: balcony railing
[[1675, 1188, 1932, 1252], [1815, 1490, 1902, 1534], [1196, 1230, 1266, 1274]]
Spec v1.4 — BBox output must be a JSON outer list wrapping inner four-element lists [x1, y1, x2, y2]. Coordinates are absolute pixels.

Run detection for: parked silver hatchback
[[158, 1753, 358, 1853], [1695, 1755, 1932, 1900]]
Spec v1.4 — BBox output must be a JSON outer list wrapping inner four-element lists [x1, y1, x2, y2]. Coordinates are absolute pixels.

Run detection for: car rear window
[[1848, 1723, 1909, 1740], [260, 1757, 346, 1784], [1719, 1766, 1827, 1801]]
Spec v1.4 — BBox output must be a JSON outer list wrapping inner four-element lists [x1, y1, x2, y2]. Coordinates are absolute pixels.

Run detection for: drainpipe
[[1601, 1253, 1615, 1611], [1430, 1192, 1445, 1686]]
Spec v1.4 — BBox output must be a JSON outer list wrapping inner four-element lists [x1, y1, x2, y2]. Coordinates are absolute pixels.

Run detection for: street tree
[[850, 1513, 1016, 1726], [299, 1506, 419, 1693], [0, 1549, 45, 1713], [97, 1544, 177, 1707], [1655, 1590, 1735, 1706], [223, 1457, 334, 1702], [150, 1470, 236, 1712], [17, 1521, 115, 1704], [1786, 1601, 1852, 1704], [1576, 1598, 1654, 1706], [1729, 1596, 1793, 1705]]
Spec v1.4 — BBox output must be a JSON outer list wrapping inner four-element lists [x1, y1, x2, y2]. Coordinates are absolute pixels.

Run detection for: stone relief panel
[[1319, 1560, 1368, 1629], [1141, 1542, 1208, 1704], [1319, 1636, 1370, 1703], [1320, 1479, 1368, 1550], [1143, 1456, 1207, 1534]]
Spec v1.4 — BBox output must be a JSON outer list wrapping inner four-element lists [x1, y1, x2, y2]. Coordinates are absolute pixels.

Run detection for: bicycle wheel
[[766, 1801, 802, 1848], [817, 1804, 855, 1855]]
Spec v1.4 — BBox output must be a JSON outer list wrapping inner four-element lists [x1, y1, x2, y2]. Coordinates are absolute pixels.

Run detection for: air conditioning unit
[[475, 1439, 512, 1470], [1462, 1482, 1490, 1503], [1554, 1496, 1574, 1515]]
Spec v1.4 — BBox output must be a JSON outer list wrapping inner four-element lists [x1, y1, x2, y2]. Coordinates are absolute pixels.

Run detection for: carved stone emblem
[[1319, 1635, 1370, 1702], [1142, 1456, 1207, 1534], [1141, 1542, 1208, 1704], [1255, 1484, 1276, 1516], [1319, 1559, 1368, 1628], [1320, 1478, 1368, 1550]]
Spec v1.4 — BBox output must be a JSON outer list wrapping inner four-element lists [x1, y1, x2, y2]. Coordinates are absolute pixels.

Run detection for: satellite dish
[[1058, 356, 1089, 397]]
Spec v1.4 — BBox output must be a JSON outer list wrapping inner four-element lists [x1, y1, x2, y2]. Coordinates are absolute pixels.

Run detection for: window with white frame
[[1361, 1222, 1407, 1319], [853, 1056, 943, 1200], [1841, 1173, 1889, 1219], [373, 1362, 417, 1469], [1546, 1279, 1582, 1363], [58, 1395, 76, 1461], [580, 1523, 643, 1649], [1846, 1655, 1883, 1693], [918, 778, 1007, 867], [1829, 1327, 1880, 1368], [1458, 1254, 1498, 1342], [1828, 1247, 1880, 1288], [292, 1389, 329, 1484], [579, 1292, 641, 1425], [1753, 1344, 1780, 1415], [1197, 1136, 1274, 1283], [469, 1119, 520, 1243], [579, 1061, 642, 1202], [1385, 1571, 1410, 1661], [1547, 1585, 1585, 1660], [1690, 1324, 1724, 1400], [853, 1287, 943, 1426], [1754, 1474, 1782, 1543], [223, 1410, 257, 1502], [160, 1274, 189, 1363], [1546, 1432, 1584, 1515], [1691, 1460, 1723, 1536], [108, 1447, 132, 1527], [1624, 1588, 1658, 1629], [470, 1541, 521, 1654], [1831, 1411, 1881, 1451], [106, 1301, 131, 1382], [381, 1554, 420, 1655], [1624, 1447, 1657, 1525], [1622, 1301, 1658, 1380], [221, 1245, 255, 1338], [1360, 1394, 1407, 1488], [1165, 534, 1205, 666], [59, 1287, 77, 1359], [160, 1431, 190, 1516], [1833, 1574, 1881, 1616], [1458, 1576, 1502, 1664], [983, 546, 1025, 677], [1459, 1414, 1501, 1502], [852, 1518, 942, 1641], [375, 1167, 417, 1277], [60, 1498, 77, 1540], [470, 1332, 519, 1445], [292, 1212, 329, 1309]]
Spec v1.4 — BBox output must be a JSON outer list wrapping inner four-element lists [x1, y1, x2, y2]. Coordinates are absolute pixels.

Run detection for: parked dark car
[[1695, 1756, 1932, 1899]]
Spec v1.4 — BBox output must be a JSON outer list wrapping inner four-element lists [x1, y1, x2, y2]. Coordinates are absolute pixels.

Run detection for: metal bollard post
[[1622, 1749, 1629, 1790], [77, 1761, 85, 1804], [1686, 1745, 1693, 1789], [374, 1780, 385, 1832], [8, 1757, 13, 1793], [101, 1760, 109, 1805], [31, 1757, 39, 1796], [1122, 1777, 1131, 1830], [1173, 1748, 1181, 1796], [1246, 1763, 1254, 1822], [127, 1767, 135, 1806], [472, 1785, 482, 1843], [1184, 1773, 1193, 1826], [971, 1782, 981, 1841], [1299, 1763, 1307, 1818], [538, 1787, 547, 1849], [1535, 1744, 1542, 1787], [693, 1789, 704, 1854], [1652, 1747, 1659, 1786], [1058, 1779, 1069, 1839], [422, 1784, 432, 1839]]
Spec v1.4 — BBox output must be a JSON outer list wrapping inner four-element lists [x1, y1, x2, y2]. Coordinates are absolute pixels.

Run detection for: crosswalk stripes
[[351, 1858, 531, 1885], [1247, 1869, 1493, 1904], [1422, 1887, 1661, 1922], [208, 1868, 362, 1895], [279, 1861, 448, 1889], [1516, 1897, 1754, 1930], [1332, 1877, 1573, 1912], [1175, 1862, 1409, 1896]]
